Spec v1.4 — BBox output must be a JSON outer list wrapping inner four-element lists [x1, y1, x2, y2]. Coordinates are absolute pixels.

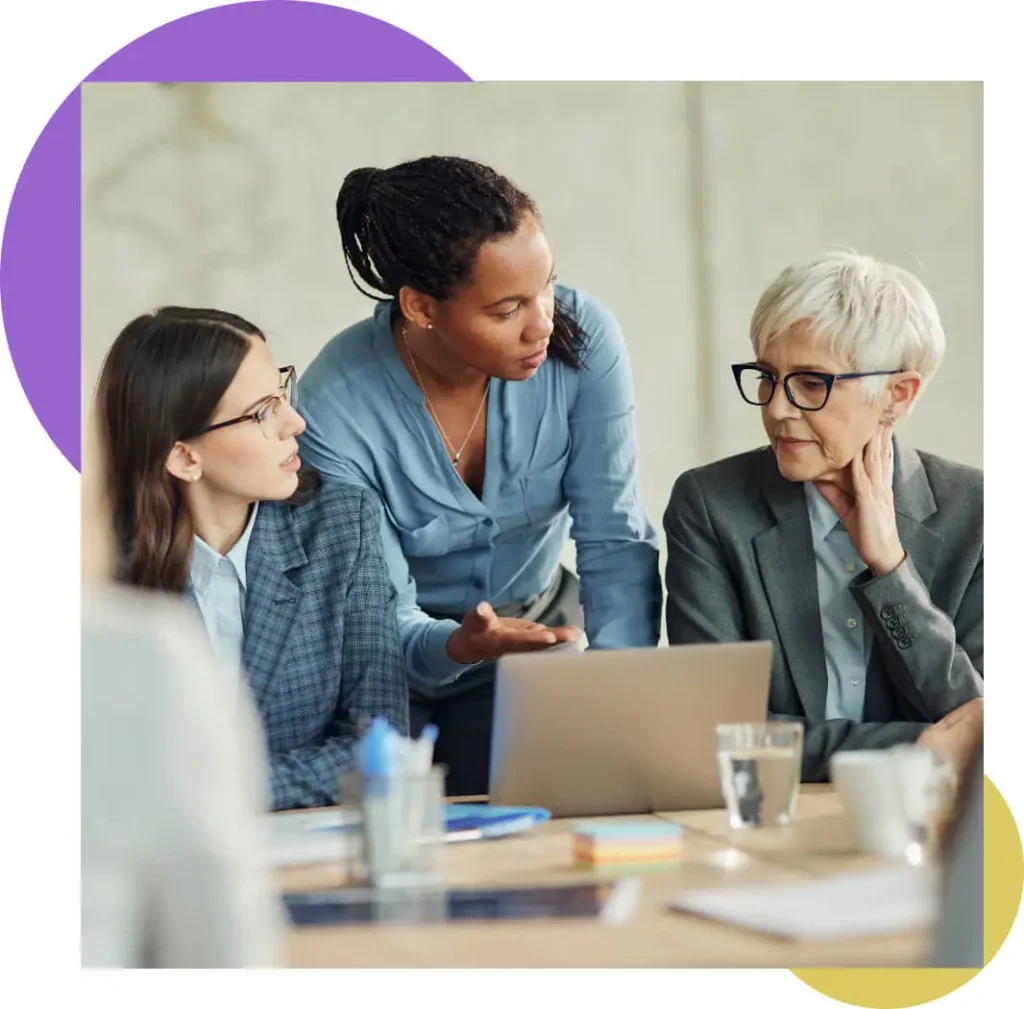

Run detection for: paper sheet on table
[[269, 809, 361, 867], [668, 865, 940, 941], [268, 804, 551, 865]]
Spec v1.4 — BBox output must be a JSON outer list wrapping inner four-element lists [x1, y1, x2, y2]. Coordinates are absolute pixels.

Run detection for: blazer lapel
[[751, 450, 829, 721], [243, 504, 307, 707], [892, 441, 942, 593]]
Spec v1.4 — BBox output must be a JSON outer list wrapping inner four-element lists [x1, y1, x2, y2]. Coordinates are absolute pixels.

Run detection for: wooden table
[[280, 786, 932, 968]]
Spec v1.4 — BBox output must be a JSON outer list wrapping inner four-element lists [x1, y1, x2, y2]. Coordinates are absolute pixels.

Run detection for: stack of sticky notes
[[572, 820, 684, 867]]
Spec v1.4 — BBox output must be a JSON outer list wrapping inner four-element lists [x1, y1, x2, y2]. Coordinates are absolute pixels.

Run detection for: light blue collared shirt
[[296, 284, 663, 691], [188, 503, 259, 675], [804, 454, 895, 722]]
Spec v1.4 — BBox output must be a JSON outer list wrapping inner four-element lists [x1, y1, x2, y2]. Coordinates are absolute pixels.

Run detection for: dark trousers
[[409, 671, 497, 798]]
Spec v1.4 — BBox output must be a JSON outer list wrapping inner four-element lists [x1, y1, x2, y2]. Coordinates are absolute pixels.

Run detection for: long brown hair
[[96, 306, 319, 593], [82, 412, 115, 588]]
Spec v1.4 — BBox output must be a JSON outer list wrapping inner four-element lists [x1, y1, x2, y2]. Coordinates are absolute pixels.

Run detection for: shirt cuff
[[417, 618, 482, 686], [851, 551, 919, 589]]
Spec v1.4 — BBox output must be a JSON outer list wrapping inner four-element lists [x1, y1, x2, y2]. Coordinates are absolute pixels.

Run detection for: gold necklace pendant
[[403, 324, 489, 471]]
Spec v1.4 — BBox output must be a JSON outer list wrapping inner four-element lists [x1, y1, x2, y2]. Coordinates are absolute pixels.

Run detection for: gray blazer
[[663, 440, 983, 781]]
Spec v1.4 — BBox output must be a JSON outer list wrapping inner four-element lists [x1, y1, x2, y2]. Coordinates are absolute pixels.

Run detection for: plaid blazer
[[243, 486, 409, 810]]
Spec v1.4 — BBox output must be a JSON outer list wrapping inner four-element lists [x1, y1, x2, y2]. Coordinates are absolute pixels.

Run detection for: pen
[[384, 725, 409, 880], [404, 724, 439, 860], [359, 717, 393, 884], [412, 723, 438, 775]]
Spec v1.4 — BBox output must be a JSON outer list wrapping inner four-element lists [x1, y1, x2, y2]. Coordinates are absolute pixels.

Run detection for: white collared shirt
[[188, 503, 259, 675], [804, 454, 895, 722]]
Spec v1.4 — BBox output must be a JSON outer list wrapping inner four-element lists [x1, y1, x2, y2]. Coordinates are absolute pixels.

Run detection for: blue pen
[[358, 717, 391, 778], [413, 724, 439, 774], [359, 717, 393, 884], [400, 724, 439, 859]]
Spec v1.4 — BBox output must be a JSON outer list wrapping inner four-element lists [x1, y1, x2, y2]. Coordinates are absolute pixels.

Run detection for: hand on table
[[446, 602, 582, 665], [918, 697, 983, 779], [815, 425, 906, 577]]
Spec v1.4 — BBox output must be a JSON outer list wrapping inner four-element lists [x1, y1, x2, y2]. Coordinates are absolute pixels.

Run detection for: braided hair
[[335, 156, 587, 369]]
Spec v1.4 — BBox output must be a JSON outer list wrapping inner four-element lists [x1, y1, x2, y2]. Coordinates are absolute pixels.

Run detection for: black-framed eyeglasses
[[189, 366, 297, 439], [731, 363, 901, 412]]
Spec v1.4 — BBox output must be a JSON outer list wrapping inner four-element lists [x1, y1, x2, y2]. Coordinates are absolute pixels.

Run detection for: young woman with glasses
[[96, 306, 409, 810]]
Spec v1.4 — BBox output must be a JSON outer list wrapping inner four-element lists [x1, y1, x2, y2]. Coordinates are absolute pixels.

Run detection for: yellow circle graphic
[[792, 776, 1022, 1007]]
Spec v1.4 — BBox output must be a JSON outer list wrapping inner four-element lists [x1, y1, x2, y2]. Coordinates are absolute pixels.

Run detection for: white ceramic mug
[[830, 746, 954, 860]]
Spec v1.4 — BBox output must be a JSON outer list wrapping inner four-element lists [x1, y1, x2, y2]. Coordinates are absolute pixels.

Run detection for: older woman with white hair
[[664, 250, 983, 782]]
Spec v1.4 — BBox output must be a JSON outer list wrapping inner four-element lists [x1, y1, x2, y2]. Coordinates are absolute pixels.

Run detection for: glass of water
[[716, 722, 804, 829], [339, 766, 447, 891]]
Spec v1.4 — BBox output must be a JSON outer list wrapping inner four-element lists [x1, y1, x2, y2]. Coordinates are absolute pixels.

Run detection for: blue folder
[[444, 804, 550, 841]]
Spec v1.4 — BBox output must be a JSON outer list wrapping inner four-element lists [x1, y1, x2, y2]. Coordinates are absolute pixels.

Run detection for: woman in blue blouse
[[298, 155, 662, 795]]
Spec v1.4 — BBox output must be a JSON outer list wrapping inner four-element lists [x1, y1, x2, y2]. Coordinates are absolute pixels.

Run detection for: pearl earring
[[192, 473, 200, 483]]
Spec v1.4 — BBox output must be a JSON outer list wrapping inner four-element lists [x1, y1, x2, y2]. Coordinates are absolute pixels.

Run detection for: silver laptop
[[488, 641, 773, 817]]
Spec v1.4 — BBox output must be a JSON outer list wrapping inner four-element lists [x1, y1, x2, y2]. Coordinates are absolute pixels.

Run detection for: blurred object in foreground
[[931, 742, 984, 967], [82, 587, 285, 967], [81, 409, 283, 967]]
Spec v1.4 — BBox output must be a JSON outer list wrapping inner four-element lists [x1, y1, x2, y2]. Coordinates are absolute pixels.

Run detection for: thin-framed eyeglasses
[[189, 366, 297, 439], [731, 362, 901, 412]]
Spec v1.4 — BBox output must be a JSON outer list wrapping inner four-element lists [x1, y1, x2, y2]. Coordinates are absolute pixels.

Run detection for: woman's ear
[[165, 441, 202, 484], [886, 370, 923, 422], [397, 286, 439, 331]]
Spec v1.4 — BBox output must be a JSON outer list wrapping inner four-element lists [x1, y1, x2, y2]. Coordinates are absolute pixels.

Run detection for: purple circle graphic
[[0, 1, 471, 471]]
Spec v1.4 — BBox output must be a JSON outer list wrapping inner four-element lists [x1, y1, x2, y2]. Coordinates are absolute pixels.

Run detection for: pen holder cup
[[339, 765, 447, 890]]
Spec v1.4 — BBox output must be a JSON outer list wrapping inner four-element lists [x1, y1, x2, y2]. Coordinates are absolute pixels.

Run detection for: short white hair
[[750, 249, 946, 401]]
